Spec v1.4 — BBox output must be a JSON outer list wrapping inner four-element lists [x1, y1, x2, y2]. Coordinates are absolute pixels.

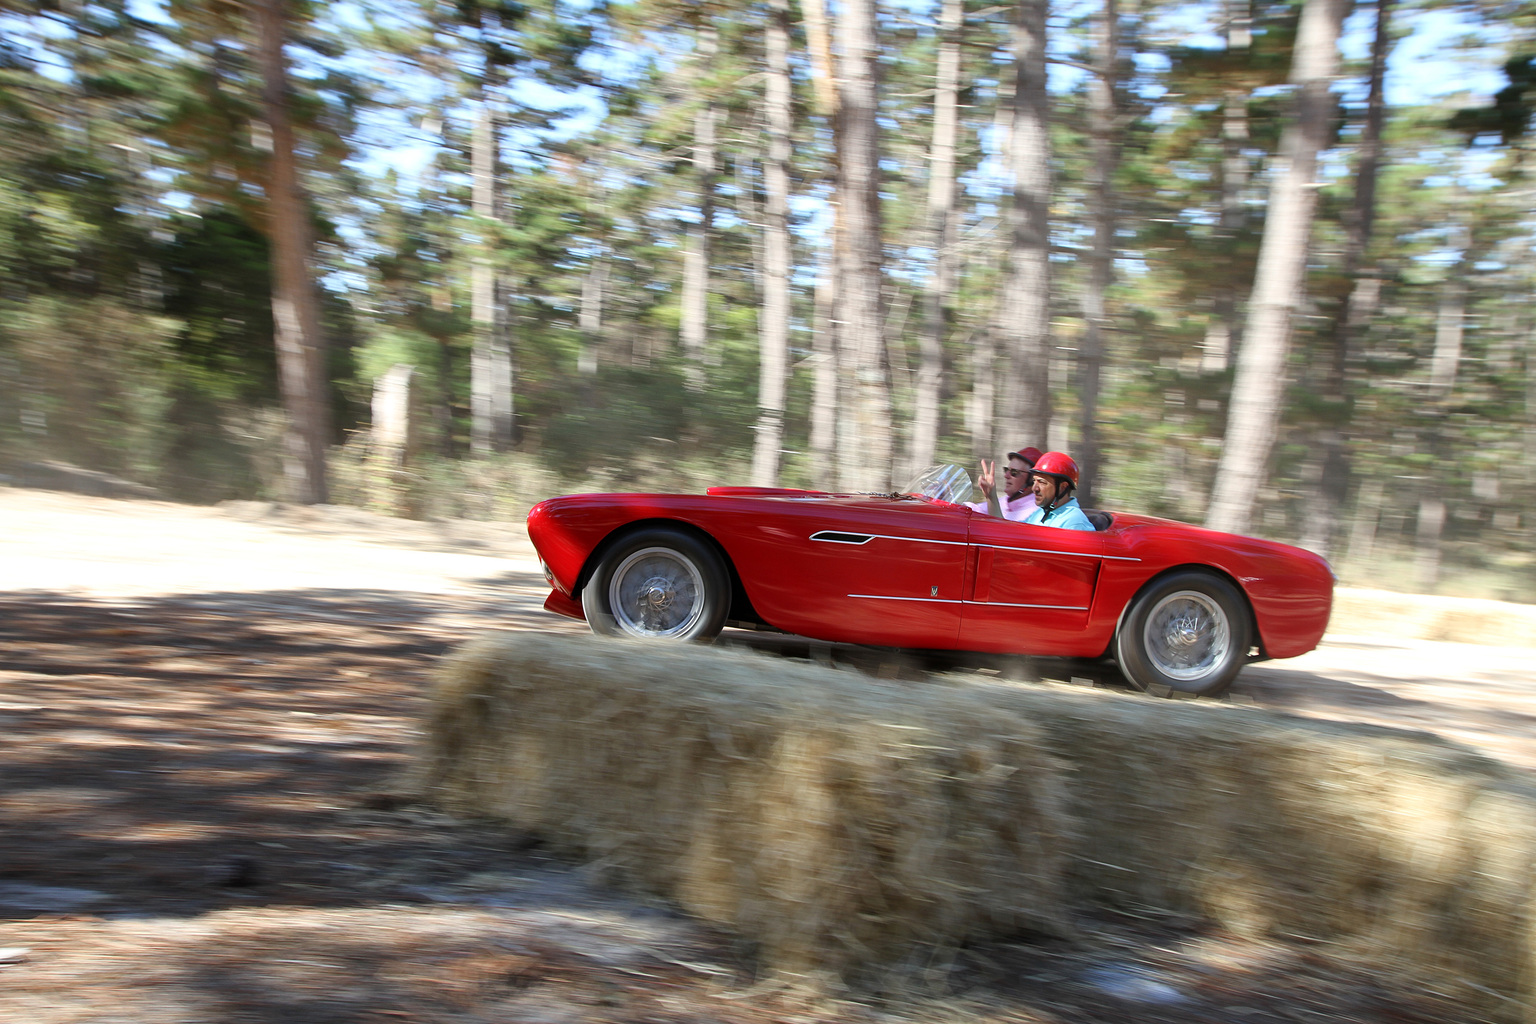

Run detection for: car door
[[710, 496, 970, 648], [959, 515, 1106, 654]]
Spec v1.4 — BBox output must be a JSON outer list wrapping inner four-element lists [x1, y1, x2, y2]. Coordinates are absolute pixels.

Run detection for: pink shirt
[[966, 492, 1038, 522]]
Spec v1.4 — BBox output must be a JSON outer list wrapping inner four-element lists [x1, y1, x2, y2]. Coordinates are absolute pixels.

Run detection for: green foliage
[[0, 296, 179, 480], [0, 0, 1531, 604]]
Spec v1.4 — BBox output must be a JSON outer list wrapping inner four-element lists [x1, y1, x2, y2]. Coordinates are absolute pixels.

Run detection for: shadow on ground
[[0, 591, 1481, 1023], [0, 590, 591, 923]]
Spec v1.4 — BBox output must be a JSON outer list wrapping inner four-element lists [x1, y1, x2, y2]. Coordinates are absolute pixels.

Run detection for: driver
[[970, 446, 1041, 521], [1024, 452, 1094, 531]]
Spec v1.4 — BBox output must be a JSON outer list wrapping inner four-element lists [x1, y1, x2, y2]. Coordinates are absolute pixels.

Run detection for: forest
[[0, 0, 1532, 600]]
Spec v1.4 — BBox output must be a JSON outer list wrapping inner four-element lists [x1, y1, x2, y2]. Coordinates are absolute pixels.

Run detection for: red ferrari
[[526, 465, 1334, 697]]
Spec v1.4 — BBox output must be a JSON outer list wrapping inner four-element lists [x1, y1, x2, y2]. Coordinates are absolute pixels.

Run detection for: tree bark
[[908, 0, 964, 480], [1415, 496, 1446, 592], [967, 324, 997, 457], [1077, 0, 1119, 509], [578, 255, 606, 376], [1414, 225, 1468, 592], [1303, 0, 1393, 558], [255, 0, 329, 504], [750, 0, 793, 487], [1202, 0, 1252, 373], [800, 0, 838, 118], [810, 242, 839, 487], [976, 70, 1016, 456], [801, 0, 840, 488], [835, 0, 893, 491], [1429, 240, 1468, 398], [680, 21, 719, 386], [470, 98, 512, 454], [997, 0, 1052, 452], [1204, 0, 1349, 535]]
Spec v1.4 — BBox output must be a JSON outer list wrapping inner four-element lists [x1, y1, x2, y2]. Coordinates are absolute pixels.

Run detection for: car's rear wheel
[[1115, 570, 1251, 698], [581, 527, 729, 641]]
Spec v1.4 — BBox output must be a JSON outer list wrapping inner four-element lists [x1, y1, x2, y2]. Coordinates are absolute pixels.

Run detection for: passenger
[[1024, 452, 1095, 531], [970, 446, 1041, 521]]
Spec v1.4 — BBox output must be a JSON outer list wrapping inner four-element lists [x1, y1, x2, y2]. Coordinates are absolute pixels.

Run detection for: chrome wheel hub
[[1143, 590, 1231, 682], [641, 577, 675, 610]]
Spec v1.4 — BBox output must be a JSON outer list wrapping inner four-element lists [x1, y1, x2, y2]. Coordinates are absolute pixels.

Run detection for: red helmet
[[1007, 446, 1043, 467], [1031, 451, 1079, 489]]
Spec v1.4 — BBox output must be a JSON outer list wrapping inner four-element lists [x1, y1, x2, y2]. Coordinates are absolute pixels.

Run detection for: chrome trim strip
[[811, 528, 1136, 561], [975, 542, 1138, 563], [847, 594, 1088, 611], [847, 594, 963, 605], [816, 532, 968, 547], [810, 531, 875, 545]]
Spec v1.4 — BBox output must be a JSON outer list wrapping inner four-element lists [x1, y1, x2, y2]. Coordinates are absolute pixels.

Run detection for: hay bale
[[973, 681, 1536, 1021], [423, 633, 1536, 1019], [422, 632, 1073, 978]]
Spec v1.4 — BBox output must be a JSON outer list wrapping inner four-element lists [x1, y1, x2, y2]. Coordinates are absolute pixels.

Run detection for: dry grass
[[970, 681, 1536, 1020], [1331, 587, 1536, 647], [421, 632, 1073, 980], [422, 633, 1536, 1020]]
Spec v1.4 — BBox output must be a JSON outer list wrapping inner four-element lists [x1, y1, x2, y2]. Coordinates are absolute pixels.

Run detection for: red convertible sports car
[[526, 465, 1335, 698]]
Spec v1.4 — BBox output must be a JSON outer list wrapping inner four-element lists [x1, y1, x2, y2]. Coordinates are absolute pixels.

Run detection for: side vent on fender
[[810, 530, 875, 545]]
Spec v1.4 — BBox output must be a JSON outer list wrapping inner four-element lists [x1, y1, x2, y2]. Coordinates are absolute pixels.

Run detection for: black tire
[[1115, 570, 1252, 698], [581, 527, 730, 642]]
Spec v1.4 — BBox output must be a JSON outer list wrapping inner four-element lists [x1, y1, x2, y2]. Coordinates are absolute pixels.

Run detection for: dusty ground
[[1, 486, 1530, 1023]]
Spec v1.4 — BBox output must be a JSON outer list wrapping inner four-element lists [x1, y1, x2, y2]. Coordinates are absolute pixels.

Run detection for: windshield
[[901, 463, 973, 506]]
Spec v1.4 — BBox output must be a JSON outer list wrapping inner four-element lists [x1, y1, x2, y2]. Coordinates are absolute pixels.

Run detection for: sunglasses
[[1003, 467, 1034, 477]]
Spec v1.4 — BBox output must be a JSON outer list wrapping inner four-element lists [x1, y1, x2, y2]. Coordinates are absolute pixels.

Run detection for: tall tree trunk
[[1525, 327, 1536, 499], [835, 0, 893, 491], [255, 0, 329, 504], [494, 278, 515, 445], [680, 22, 719, 386], [977, 72, 1016, 456], [1416, 230, 1469, 591], [1205, 0, 1348, 535], [470, 97, 511, 454], [1303, 0, 1393, 558], [579, 255, 606, 376], [967, 324, 997, 456], [800, 0, 838, 118], [1414, 496, 1446, 592], [907, 0, 964, 479], [998, 0, 1052, 451], [751, 0, 793, 487], [1346, 477, 1384, 564], [1202, 0, 1252, 373], [802, 0, 839, 488], [1429, 241, 1468, 397], [810, 242, 839, 487], [1077, 0, 1119, 510]]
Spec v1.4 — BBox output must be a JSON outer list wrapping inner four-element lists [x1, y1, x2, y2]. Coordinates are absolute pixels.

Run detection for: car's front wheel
[[1115, 570, 1251, 698], [581, 527, 729, 641]]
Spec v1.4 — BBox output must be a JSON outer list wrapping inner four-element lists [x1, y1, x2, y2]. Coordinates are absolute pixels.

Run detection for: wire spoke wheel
[[1116, 570, 1251, 698], [1141, 589, 1231, 682], [582, 527, 729, 642], [609, 547, 706, 638]]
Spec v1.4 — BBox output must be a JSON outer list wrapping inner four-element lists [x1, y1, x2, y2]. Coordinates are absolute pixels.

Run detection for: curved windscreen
[[902, 463, 973, 506]]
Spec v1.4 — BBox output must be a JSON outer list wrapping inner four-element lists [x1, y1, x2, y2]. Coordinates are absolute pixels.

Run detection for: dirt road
[[1, 486, 1529, 1023], [8, 486, 1528, 769]]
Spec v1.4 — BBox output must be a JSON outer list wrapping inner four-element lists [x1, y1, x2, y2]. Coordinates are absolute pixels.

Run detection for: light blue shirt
[[1024, 496, 1095, 531]]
